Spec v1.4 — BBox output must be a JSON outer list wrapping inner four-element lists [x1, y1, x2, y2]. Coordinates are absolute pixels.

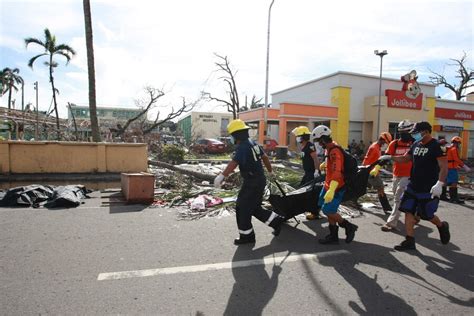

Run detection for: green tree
[[1, 67, 24, 109], [83, 0, 101, 142], [25, 28, 76, 140]]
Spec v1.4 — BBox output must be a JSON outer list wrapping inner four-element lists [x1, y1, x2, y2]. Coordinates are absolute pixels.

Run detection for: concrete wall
[[0, 141, 148, 174]]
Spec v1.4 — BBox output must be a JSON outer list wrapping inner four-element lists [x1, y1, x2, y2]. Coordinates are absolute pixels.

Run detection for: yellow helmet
[[227, 119, 250, 135], [291, 126, 311, 137]]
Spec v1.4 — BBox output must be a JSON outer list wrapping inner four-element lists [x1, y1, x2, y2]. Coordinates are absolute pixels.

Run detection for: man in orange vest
[[311, 125, 358, 244], [445, 136, 471, 204], [362, 132, 393, 212], [381, 120, 414, 232]]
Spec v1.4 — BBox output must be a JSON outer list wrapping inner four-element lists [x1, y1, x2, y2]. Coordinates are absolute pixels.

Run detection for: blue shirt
[[232, 139, 264, 176]]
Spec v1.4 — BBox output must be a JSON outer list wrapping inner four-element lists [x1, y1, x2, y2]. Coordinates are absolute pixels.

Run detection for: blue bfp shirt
[[408, 138, 446, 193]]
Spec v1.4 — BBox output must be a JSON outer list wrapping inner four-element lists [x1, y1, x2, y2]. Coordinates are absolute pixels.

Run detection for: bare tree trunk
[[83, 0, 101, 142], [7, 84, 12, 110], [49, 57, 60, 140]]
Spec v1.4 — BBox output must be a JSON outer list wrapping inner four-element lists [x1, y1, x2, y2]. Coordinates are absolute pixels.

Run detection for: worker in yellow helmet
[[214, 119, 285, 245], [291, 125, 321, 220]]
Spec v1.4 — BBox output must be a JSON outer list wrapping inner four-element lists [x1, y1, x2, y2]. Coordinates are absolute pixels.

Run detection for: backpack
[[327, 146, 361, 200], [328, 145, 358, 183]]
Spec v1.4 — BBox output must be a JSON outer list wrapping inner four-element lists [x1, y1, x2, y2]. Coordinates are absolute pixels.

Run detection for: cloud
[[1, 0, 472, 119]]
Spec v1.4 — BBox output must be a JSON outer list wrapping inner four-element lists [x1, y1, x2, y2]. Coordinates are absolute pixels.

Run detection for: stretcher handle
[[273, 179, 287, 197]]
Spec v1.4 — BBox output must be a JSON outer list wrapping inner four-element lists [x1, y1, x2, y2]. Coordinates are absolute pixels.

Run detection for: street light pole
[[34, 81, 38, 140], [374, 49, 387, 137], [263, 0, 275, 140]]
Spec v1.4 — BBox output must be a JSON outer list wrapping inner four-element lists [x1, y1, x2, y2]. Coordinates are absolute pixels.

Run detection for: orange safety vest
[[447, 146, 464, 169]]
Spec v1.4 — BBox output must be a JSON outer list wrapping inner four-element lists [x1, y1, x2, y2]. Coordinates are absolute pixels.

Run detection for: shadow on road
[[224, 219, 472, 315], [223, 244, 282, 316]]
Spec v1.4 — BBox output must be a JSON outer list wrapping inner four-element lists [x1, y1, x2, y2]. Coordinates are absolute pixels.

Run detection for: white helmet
[[312, 125, 332, 140], [398, 119, 414, 132]]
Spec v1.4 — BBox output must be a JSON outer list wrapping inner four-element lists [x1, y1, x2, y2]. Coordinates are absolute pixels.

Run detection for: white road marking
[[97, 250, 349, 281]]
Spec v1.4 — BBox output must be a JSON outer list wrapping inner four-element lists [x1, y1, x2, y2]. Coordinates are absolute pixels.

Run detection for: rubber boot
[[449, 187, 464, 204], [234, 232, 256, 245], [438, 221, 450, 245], [440, 186, 449, 201], [394, 236, 416, 251], [379, 194, 392, 213], [269, 214, 286, 236], [339, 220, 358, 243], [318, 225, 339, 244]]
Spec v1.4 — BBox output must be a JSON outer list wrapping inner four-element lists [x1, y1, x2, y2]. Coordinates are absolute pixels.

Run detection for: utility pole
[[21, 81, 24, 111], [263, 0, 275, 140], [34, 81, 38, 140], [374, 50, 388, 137]]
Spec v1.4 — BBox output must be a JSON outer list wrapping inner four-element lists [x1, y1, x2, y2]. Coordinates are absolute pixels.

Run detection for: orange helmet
[[451, 136, 462, 143], [380, 132, 393, 144]]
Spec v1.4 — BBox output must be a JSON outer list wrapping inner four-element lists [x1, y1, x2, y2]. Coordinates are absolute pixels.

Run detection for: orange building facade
[[239, 71, 474, 158]]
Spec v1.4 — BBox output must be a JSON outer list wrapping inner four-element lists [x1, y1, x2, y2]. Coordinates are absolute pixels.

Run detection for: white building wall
[[271, 75, 339, 109], [190, 112, 233, 140]]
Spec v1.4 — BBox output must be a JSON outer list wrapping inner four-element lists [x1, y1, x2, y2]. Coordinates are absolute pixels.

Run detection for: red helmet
[[451, 136, 462, 143]]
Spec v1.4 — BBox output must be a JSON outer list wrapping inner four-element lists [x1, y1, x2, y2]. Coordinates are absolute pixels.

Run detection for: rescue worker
[[445, 136, 471, 203], [214, 119, 285, 245], [362, 132, 393, 212], [380, 121, 450, 251], [381, 120, 414, 232], [291, 126, 321, 220], [311, 125, 358, 244]]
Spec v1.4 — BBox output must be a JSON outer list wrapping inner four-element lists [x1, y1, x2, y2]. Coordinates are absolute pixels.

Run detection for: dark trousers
[[236, 175, 273, 232]]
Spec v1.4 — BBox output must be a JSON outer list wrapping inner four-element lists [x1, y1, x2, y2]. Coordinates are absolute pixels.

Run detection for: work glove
[[319, 161, 327, 174], [324, 180, 339, 204], [379, 155, 392, 161], [214, 174, 225, 188], [430, 180, 444, 199], [314, 170, 321, 178], [462, 165, 471, 172], [370, 165, 381, 177]]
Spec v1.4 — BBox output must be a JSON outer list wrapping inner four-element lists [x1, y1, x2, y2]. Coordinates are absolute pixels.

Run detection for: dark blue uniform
[[233, 139, 278, 236], [300, 141, 317, 186], [399, 138, 446, 220]]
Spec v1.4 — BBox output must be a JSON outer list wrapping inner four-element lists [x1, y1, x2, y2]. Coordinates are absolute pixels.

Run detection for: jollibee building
[[239, 71, 474, 158]]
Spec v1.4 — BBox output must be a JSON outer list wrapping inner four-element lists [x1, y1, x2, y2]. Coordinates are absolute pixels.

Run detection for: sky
[[0, 0, 473, 120]]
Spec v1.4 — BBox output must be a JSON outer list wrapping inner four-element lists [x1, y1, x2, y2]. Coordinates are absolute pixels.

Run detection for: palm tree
[[83, 0, 101, 142], [1, 67, 24, 109], [25, 28, 76, 140]]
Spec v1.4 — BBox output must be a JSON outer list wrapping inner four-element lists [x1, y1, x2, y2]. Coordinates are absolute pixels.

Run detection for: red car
[[191, 138, 226, 154]]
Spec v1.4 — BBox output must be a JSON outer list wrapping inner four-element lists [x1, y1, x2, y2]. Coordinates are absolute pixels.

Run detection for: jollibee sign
[[385, 70, 423, 110], [386, 90, 423, 109], [435, 108, 474, 120]]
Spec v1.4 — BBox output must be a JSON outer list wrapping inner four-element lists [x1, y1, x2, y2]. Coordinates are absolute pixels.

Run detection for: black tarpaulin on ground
[[0, 185, 91, 208]]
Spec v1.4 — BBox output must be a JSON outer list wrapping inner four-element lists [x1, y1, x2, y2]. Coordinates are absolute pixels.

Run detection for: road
[[1, 190, 473, 315]]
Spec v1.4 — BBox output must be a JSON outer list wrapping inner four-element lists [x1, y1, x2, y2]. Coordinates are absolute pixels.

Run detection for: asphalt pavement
[[1, 190, 473, 315]]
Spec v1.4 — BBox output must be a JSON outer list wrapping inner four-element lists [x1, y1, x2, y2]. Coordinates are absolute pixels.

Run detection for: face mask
[[412, 132, 422, 142], [296, 136, 302, 143], [400, 133, 412, 142]]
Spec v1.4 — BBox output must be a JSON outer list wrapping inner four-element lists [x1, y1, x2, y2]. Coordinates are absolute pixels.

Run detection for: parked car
[[218, 136, 235, 152], [263, 138, 278, 154], [191, 138, 226, 154]]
